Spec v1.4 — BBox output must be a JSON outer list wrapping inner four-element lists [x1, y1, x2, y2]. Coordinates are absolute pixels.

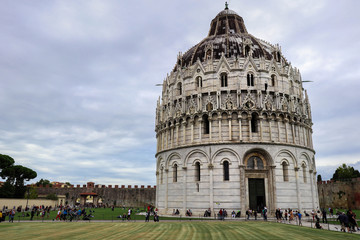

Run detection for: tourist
[[145, 211, 150, 222], [289, 210, 294, 222], [30, 208, 35, 221], [127, 208, 132, 220], [254, 210, 257, 220], [321, 209, 327, 223], [297, 211, 302, 226], [284, 209, 288, 221], [231, 210, 235, 218], [337, 212, 350, 232], [315, 219, 322, 229], [0, 210, 2, 223], [347, 209, 357, 232], [154, 212, 159, 222], [246, 209, 250, 220], [9, 209, 15, 223], [263, 206, 267, 221]]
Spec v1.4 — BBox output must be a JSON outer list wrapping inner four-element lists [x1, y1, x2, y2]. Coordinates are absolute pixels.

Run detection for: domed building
[[155, 5, 319, 216]]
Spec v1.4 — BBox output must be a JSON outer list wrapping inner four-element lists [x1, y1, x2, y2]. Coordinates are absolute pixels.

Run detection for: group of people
[[245, 207, 268, 221], [54, 206, 94, 221], [0, 209, 15, 223], [337, 209, 359, 232]]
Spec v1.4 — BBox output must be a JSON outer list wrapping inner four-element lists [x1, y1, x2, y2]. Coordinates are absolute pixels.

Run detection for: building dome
[[155, 5, 318, 216], [179, 8, 279, 68]]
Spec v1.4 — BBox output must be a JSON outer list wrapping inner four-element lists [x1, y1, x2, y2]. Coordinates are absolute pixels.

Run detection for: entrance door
[[248, 178, 265, 212]]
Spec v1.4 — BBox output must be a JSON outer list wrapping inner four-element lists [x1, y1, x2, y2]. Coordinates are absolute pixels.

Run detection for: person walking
[[9, 209, 15, 223], [322, 209, 327, 223], [298, 212, 302, 226]]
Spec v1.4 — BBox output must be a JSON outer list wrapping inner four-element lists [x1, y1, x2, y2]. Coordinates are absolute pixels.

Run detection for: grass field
[[0, 221, 359, 240]]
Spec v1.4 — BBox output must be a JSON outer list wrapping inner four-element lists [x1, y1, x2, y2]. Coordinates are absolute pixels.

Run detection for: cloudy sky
[[1, 0, 359, 186]]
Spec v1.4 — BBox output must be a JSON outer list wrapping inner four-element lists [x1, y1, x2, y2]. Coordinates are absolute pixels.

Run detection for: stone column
[[183, 122, 186, 145], [268, 117, 273, 142], [238, 115, 243, 141], [294, 167, 301, 211], [165, 168, 169, 213], [259, 116, 263, 141], [190, 118, 194, 143], [199, 118, 202, 142], [291, 121, 295, 144], [209, 116, 212, 140], [182, 166, 187, 214], [248, 115, 252, 141], [218, 116, 222, 141], [276, 117, 281, 142], [171, 125, 174, 148], [176, 122, 180, 146], [209, 164, 214, 214], [309, 169, 315, 209], [165, 128, 168, 149], [239, 165, 246, 214], [284, 119, 289, 143], [155, 171, 159, 209], [270, 165, 277, 211], [228, 116, 232, 140], [301, 126, 305, 146]]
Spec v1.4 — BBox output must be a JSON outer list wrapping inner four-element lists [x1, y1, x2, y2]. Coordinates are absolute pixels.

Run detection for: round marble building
[[155, 6, 319, 215]]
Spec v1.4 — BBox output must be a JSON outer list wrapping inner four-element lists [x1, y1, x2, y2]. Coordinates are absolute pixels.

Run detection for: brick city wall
[[317, 178, 360, 209], [35, 183, 156, 207]]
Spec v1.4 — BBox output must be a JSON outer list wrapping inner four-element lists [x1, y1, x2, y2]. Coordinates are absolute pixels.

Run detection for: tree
[[331, 163, 360, 181], [36, 179, 52, 187], [317, 174, 322, 182], [0, 154, 37, 198]]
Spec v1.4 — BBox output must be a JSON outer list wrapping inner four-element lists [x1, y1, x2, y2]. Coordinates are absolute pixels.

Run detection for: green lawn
[[0, 221, 359, 240]]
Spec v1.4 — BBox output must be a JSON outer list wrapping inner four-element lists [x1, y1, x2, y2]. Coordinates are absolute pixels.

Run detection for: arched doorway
[[244, 151, 274, 213]]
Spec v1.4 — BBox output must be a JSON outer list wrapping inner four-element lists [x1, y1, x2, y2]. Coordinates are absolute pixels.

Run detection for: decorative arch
[[243, 148, 274, 166], [299, 152, 311, 169], [211, 148, 241, 165], [184, 149, 209, 166], [157, 156, 165, 170], [166, 152, 182, 169], [275, 149, 297, 167]]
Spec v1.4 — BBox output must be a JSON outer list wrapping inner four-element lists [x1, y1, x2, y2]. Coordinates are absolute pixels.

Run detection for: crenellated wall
[[317, 178, 360, 210], [34, 183, 156, 207]]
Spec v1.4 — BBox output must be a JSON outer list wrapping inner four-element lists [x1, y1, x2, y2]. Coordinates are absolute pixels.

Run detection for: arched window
[[282, 161, 289, 181], [177, 82, 182, 95], [203, 115, 210, 134], [223, 161, 230, 181], [195, 162, 201, 181], [302, 164, 307, 183], [245, 45, 250, 57], [206, 49, 212, 60], [196, 76, 202, 89], [247, 74, 254, 86], [251, 113, 258, 133], [220, 73, 228, 87], [173, 164, 178, 183], [271, 75, 276, 86]]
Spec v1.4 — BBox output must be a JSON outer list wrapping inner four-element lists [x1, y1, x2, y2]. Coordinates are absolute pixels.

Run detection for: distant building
[[155, 5, 319, 215]]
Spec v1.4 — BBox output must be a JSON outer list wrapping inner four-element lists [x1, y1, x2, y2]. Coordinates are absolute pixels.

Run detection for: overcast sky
[[1, 0, 359, 185]]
